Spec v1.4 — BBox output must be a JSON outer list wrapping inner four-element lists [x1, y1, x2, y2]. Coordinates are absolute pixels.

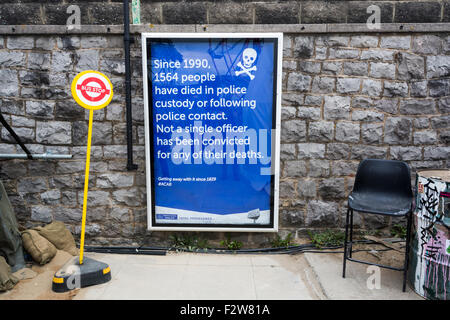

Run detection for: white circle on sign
[[71, 70, 114, 110]]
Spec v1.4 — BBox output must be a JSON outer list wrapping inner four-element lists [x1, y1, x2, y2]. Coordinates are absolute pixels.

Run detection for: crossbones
[[235, 48, 258, 80], [235, 61, 257, 80]]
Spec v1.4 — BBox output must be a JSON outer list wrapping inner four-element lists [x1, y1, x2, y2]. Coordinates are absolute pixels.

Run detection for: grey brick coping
[[1, 23, 450, 35]]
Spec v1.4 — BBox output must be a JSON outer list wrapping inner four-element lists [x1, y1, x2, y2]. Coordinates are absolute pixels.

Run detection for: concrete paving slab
[[70, 251, 425, 300], [303, 252, 424, 300]]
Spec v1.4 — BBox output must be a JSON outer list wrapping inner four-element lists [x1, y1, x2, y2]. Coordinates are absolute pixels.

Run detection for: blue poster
[[144, 35, 281, 229]]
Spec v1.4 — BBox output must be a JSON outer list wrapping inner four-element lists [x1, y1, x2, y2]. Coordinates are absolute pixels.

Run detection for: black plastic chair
[[342, 159, 413, 292]]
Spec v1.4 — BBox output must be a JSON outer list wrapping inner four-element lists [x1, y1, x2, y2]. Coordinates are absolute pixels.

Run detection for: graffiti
[[411, 174, 450, 300], [417, 179, 441, 259]]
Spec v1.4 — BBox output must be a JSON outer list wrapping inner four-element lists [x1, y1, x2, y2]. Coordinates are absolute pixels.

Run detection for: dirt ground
[[0, 250, 78, 300]]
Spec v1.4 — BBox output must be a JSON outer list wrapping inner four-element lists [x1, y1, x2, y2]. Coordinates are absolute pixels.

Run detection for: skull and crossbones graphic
[[235, 48, 257, 80]]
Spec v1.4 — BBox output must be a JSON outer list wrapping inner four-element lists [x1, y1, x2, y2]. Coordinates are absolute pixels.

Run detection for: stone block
[[255, 2, 299, 24], [308, 121, 334, 142], [306, 200, 339, 227], [281, 120, 307, 143], [283, 160, 307, 178], [335, 121, 360, 143], [36, 121, 72, 145], [287, 72, 312, 92], [384, 117, 412, 145], [308, 160, 330, 177], [324, 96, 350, 120], [162, 2, 207, 24], [399, 99, 436, 115], [297, 143, 325, 159]]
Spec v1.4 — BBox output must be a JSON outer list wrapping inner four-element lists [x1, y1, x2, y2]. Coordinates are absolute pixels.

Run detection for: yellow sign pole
[[79, 109, 94, 265], [71, 70, 113, 265]]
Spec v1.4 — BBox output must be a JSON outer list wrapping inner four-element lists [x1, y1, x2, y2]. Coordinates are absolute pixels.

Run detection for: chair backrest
[[352, 159, 413, 199]]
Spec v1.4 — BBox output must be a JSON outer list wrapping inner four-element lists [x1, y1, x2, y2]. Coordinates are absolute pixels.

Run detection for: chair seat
[[348, 192, 412, 216]]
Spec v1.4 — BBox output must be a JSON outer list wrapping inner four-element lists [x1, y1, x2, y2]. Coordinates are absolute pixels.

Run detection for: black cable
[[84, 238, 405, 256]]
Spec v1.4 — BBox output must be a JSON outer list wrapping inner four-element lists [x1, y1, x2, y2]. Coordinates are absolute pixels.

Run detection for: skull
[[242, 48, 257, 68]]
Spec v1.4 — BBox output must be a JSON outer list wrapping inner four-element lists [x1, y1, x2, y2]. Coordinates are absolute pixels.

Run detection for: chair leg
[[349, 209, 354, 258], [402, 211, 413, 292], [342, 207, 350, 278]]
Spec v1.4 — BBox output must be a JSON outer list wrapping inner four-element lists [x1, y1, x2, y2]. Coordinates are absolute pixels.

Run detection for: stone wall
[[279, 33, 449, 231], [0, 30, 448, 245], [1, 0, 450, 25]]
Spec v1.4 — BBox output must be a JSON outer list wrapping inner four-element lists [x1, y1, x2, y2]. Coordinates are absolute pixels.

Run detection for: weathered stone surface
[[96, 173, 134, 188], [40, 190, 61, 205], [351, 146, 388, 159], [36, 121, 72, 145], [31, 206, 53, 223], [297, 143, 325, 159], [51, 51, 73, 73], [287, 72, 311, 92], [324, 96, 350, 120], [343, 62, 368, 76], [412, 35, 442, 55], [302, 2, 347, 24], [112, 188, 144, 207], [427, 55, 450, 79], [75, 49, 99, 72], [0, 70, 18, 97], [410, 81, 428, 98], [399, 99, 436, 115], [383, 81, 409, 98], [361, 49, 394, 61], [423, 146, 450, 160], [369, 62, 395, 79], [326, 143, 350, 160], [78, 190, 111, 206], [361, 123, 383, 144], [280, 208, 304, 226], [308, 121, 334, 142], [311, 77, 335, 93], [297, 107, 321, 120], [397, 52, 425, 80], [390, 146, 422, 161], [380, 36, 411, 50], [336, 78, 361, 94], [255, 2, 299, 24], [283, 160, 307, 178], [429, 79, 450, 97], [308, 160, 330, 177], [162, 2, 207, 24], [413, 131, 438, 145], [306, 200, 339, 227], [373, 99, 398, 114], [299, 61, 321, 74], [293, 37, 314, 59], [352, 110, 384, 122], [0, 51, 26, 67], [28, 53, 50, 71], [361, 79, 382, 97], [395, 2, 441, 23], [281, 120, 306, 143], [318, 178, 346, 199], [296, 179, 315, 199], [18, 177, 47, 194], [384, 118, 412, 145], [7, 36, 34, 50], [348, 35, 378, 47], [280, 144, 296, 160], [335, 122, 360, 143], [329, 48, 359, 59]]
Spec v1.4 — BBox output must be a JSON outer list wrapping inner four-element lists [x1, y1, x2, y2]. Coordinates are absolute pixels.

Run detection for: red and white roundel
[[71, 70, 114, 110]]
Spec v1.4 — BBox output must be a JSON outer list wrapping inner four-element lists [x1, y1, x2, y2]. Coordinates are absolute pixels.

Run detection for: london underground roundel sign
[[71, 70, 114, 110]]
